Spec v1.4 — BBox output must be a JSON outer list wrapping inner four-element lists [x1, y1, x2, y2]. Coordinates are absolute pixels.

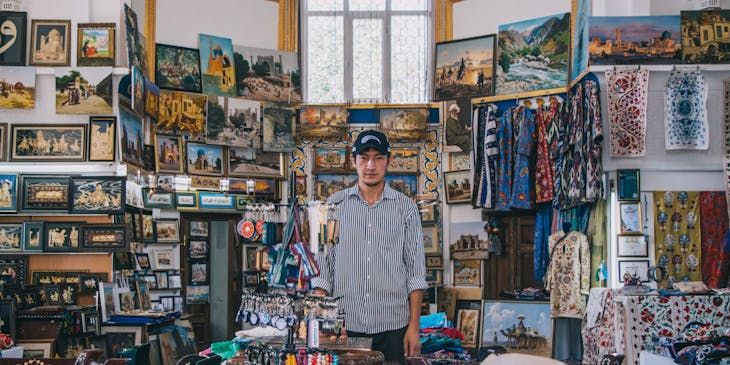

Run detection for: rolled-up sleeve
[[311, 247, 335, 294], [402, 205, 428, 293]]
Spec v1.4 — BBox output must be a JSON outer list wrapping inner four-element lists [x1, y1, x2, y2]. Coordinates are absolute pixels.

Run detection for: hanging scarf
[[699, 192, 728, 288], [606, 69, 649, 157], [654, 191, 702, 282], [665, 70, 708, 150]]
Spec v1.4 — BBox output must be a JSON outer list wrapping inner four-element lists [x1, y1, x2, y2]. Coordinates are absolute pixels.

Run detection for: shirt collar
[[347, 183, 397, 202]]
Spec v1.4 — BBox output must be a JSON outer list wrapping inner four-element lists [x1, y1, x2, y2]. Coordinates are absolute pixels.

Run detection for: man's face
[[351, 148, 390, 187]]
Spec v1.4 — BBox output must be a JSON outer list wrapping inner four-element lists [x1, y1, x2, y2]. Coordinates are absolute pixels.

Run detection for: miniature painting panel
[[449, 151, 471, 171], [207, 97, 261, 148], [228, 147, 285, 178], [453, 259, 481, 286], [422, 225, 440, 254], [456, 308, 480, 348], [11, 124, 86, 161], [155, 43, 202, 93], [681, 10, 730, 64], [155, 220, 179, 243], [77, 23, 115, 66], [198, 192, 235, 209], [298, 105, 349, 139], [315, 173, 357, 201], [496, 13, 570, 96], [444, 170, 471, 204], [120, 108, 144, 167], [449, 221, 489, 253], [22, 221, 43, 251], [20, 175, 70, 211], [571, 0, 591, 80], [0, 224, 21, 252], [189, 239, 207, 259], [44, 222, 81, 252], [186, 284, 209, 303], [385, 174, 417, 199], [55, 67, 113, 114], [233, 45, 301, 103], [89, 116, 116, 162], [314, 147, 348, 172], [157, 90, 207, 140], [175, 191, 198, 210], [199, 33, 237, 97], [618, 260, 649, 282], [0, 11, 27, 66], [255, 179, 279, 199], [81, 225, 127, 250], [144, 78, 160, 119], [153, 249, 174, 269], [589, 16, 681, 65], [0, 174, 17, 213], [389, 148, 419, 173], [190, 175, 221, 191], [379, 108, 428, 140], [0, 66, 35, 109], [263, 103, 296, 152], [434, 34, 495, 101], [481, 301, 552, 357], [70, 176, 124, 214], [190, 260, 208, 284], [155, 134, 184, 174], [186, 142, 223, 176], [30, 19, 71, 66]]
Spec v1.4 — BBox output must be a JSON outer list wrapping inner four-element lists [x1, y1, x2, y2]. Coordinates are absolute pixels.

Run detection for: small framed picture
[[81, 225, 127, 251], [113, 252, 134, 270], [78, 274, 101, 294], [189, 239, 208, 259], [43, 222, 81, 252], [16, 339, 55, 358], [155, 134, 184, 174], [449, 152, 471, 171], [295, 175, 307, 197], [422, 225, 440, 254], [175, 191, 199, 211], [77, 22, 115, 67], [0, 223, 21, 252], [88, 116, 117, 162], [617, 169, 640, 201], [425, 254, 443, 268], [618, 259, 650, 282], [243, 270, 259, 287], [388, 147, 420, 174], [314, 147, 348, 172], [168, 273, 182, 289], [20, 175, 70, 211], [454, 299, 483, 348], [69, 176, 125, 214], [420, 204, 438, 224], [30, 19, 71, 66], [12, 124, 87, 162], [617, 234, 648, 257], [156, 175, 175, 191], [0, 12, 27, 66], [141, 212, 156, 243], [135, 281, 151, 311], [152, 249, 174, 270], [135, 252, 151, 270], [443, 170, 472, 204], [190, 221, 209, 237], [453, 259, 481, 286], [154, 219, 179, 243], [425, 269, 443, 285], [22, 221, 44, 251], [43, 284, 63, 305], [143, 188, 174, 209], [619, 202, 641, 234], [154, 271, 169, 289], [186, 143, 224, 176], [189, 259, 208, 284]]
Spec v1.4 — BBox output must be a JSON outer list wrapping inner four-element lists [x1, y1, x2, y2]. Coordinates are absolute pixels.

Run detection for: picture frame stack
[[615, 169, 648, 283]]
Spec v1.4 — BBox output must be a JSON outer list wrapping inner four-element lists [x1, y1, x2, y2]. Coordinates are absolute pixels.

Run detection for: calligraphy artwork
[[0, 11, 26, 66]]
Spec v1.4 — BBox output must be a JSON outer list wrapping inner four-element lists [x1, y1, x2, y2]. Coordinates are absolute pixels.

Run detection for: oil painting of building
[[234, 45, 301, 103], [200, 34, 237, 97], [681, 10, 730, 64], [378, 108, 429, 140], [589, 16, 681, 65], [298, 105, 349, 140], [157, 89, 207, 140], [55, 67, 113, 114]]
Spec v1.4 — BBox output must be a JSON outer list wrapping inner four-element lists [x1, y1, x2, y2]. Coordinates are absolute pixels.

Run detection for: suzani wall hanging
[[653, 191, 702, 283], [606, 69, 649, 157], [665, 70, 708, 150]]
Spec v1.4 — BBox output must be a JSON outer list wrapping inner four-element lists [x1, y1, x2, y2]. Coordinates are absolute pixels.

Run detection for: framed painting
[[80, 225, 127, 251], [190, 175, 221, 191], [99, 281, 118, 321], [262, 103, 296, 152], [143, 188, 174, 209], [455, 299, 482, 348], [617, 234, 648, 257], [154, 219, 179, 243], [101, 325, 142, 345], [88, 116, 117, 162], [496, 13, 570, 96], [135, 252, 151, 270], [443, 98, 472, 153], [420, 204, 438, 224], [619, 202, 641, 234], [0, 174, 18, 213], [449, 151, 471, 171], [43, 284, 63, 305], [20, 175, 70, 211], [389, 148, 420, 174], [0, 124, 5, 159], [144, 78, 159, 120], [243, 245, 257, 269], [682, 10, 730, 64], [114, 251, 134, 270], [22, 221, 44, 251], [207, 97, 262, 149], [152, 249, 174, 270], [444, 170, 471, 204], [617, 169, 640, 201], [244, 270, 260, 287], [228, 178, 251, 194], [198, 192, 235, 210], [160, 295, 174, 311], [571, 0, 591, 81], [30, 19, 71, 66], [156, 175, 174, 191], [168, 273, 182, 289], [0, 68, 34, 109], [32, 270, 85, 285], [189, 259, 208, 284], [137, 272, 157, 289], [298, 105, 349, 140], [131, 66, 144, 116], [453, 259, 481, 286], [43, 221, 81, 252], [422, 225, 440, 254], [77, 23, 115, 66], [175, 191, 198, 210], [58, 283, 78, 305], [79, 273, 102, 294], [16, 339, 55, 359], [120, 108, 144, 167], [0, 224, 21, 252], [378, 108, 428, 140], [54, 69, 109, 114], [155, 43, 202, 93], [154, 270, 169, 289], [136, 281, 151, 311], [618, 260, 650, 282], [186, 142, 223, 176], [589, 16, 681, 65], [141, 213, 155, 243], [0, 11, 27, 66], [69, 176, 125, 214], [425, 254, 443, 268], [190, 221, 209, 237], [199, 33, 237, 97], [481, 301, 552, 357], [154, 134, 184, 174], [186, 284, 209, 304], [0, 256, 27, 285], [11, 124, 86, 162], [227, 147, 286, 178], [157, 90, 207, 140], [314, 147, 348, 172], [385, 174, 418, 199], [425, 268, 443, 285], [233, 45, 301, 102], [315, 173, 357, 201], [123, 3, 146, 74], [254, 179, 279, 200], [434, 34, 495, 101]]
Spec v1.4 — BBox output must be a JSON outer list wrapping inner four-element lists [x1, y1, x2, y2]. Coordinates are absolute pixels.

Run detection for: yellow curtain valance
[[435, 0, 463, 43], [272, 0, 299, 52]]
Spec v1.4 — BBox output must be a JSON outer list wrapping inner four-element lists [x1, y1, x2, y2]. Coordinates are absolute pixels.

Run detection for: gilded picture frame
[[77, 22, 115, 67], [30, 19, 71, 66]]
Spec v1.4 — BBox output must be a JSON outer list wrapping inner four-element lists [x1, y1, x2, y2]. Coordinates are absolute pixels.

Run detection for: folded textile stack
[[419, 312, 471, 362], [650, 323, 730, 365]]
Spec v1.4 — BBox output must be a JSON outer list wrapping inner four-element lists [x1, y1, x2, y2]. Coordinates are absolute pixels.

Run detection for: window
[[302, 0, 432, 104]]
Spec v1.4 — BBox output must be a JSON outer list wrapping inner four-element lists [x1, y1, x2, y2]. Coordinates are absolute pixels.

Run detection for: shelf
[[589, 64, 730, 72]]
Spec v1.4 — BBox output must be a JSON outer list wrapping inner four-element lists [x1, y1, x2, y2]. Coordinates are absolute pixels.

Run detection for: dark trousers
[[348, 326, 408, 364]]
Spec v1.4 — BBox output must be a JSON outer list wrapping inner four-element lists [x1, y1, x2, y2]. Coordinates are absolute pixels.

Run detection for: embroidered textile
[[606, 69, 649, 157], [535, 102, 558, 203], [583, 77, 603, 201], [545, 230, 590, 319], [495, 109, 513, 211], [582, 289, 623, 365], [699, 191, 729, 288], [665, 70, 708, 150], [472, 105, 499, 208], [653, 191, 702, 283], [510, 106, 535, 209]]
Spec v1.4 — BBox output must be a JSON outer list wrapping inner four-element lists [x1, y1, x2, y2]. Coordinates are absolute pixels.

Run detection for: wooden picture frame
[[617, 234, 648, 257], [154, 271, 169, 289], [143, 188, 174, 209], [77, 22, 115, 67], [422, 225, 440, 254], [619, 202, 641, 234], [618, 259, 650, 282], [79, 274, 101, 294], [154, 134, 184, 174], [30, 19, 71, 66], [120, 108, 144, 167], [0, 12, 27, 66], [425, 268, 443, 285], [11, 124, 87, 162], [114, 251, 134, 270], [135, 281, 151, 311], [16, 339, 55, 358], [135, 252, 151, 270], [197, 192, 235, 210], [43, 221, 81, 252], [617, 169, 640, 201], [0, 223, 22, 252], [388, 147, 420, 174], [154, 219, 179, 243], [155, 43, 202, 93], [449, 152, 471, 171], [22, 221, 44, 251], [227, 148, 287, 179], [175, 191, 199, 210], [168, 273, 182, 289], [385, 174, 418, 200], [156, 175, 175, 191], [0, 124, 7, 161], [141, 212, 156, 243], [88, 116, 117, 162], [31, 270, 85, 285], [425, 254, 443, 268], [69, 176, 125, 214], [189, 259, 208, 284], [444, 170, 472, 204], [59, 283, 78, 305], [152, 249, 174, 270], [378, 108, 429, 140], [298, 105, 349, 140], [190, 175, 221, 191], [453, 259, 481, 286], [434, 34, 496, 101], [314, 147, 348, 172], [420, 204, 438, 224], [21, 175, 70, 211], [455, 299, 482, 348], [243, 270, 259, 287], [253, 179, 280, 200], [81, 225, 127, 251], [186, 142, 223, 176]]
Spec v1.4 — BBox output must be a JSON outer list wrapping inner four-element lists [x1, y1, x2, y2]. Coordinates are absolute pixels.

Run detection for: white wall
[[453, 1, 571, 39]]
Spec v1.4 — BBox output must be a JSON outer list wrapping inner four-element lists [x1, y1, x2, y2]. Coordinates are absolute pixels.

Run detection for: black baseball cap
[[352, 130, 391, 156]]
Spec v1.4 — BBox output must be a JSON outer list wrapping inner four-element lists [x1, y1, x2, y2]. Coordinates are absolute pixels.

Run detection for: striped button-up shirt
[[311, 184, 428, 334]]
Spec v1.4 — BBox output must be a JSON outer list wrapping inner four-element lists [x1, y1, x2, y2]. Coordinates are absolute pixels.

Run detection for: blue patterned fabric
[[665, 70, 708, 150]]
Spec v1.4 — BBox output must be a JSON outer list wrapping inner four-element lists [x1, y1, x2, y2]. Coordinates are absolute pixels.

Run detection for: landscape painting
[[262, 103, 296, 152], [434, 34, 495, 101], [55, 67, 113, 114], [589, 16, 681, 65], [298, 105, 349, 140], [379, 108, 428, 140], [0, 67, 35, 109], [681, 10, 730, 64], [199, 34, 237, 97], [227, 147, 284, 178], [315, 173, 357, 201], [233, 45, 301, 103], [157, 89, 207, 140], [571, 0, 591, 80], [481, 301, 552, 357], [496, 13, 571, 96], [206, 96, 261, 148]]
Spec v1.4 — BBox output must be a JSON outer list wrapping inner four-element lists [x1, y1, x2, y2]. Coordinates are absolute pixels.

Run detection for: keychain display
[[236, 291, 298, 330], [243, 345, 339, 365]]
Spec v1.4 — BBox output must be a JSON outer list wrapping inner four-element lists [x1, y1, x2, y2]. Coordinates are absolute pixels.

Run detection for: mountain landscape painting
[[497, 13, 571, 96]]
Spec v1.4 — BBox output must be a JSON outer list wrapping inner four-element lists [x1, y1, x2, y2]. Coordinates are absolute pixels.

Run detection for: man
[[445, 103, 472, 153], [312, 130, 428, 363]]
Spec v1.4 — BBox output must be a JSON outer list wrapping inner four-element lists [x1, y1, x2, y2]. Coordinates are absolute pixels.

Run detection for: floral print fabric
[[699, 191, 729, 288], [653, 191, 702, 283], [665, 70, 708, 150], [545, 230, 590, 319], [606, 69, 649, 157]]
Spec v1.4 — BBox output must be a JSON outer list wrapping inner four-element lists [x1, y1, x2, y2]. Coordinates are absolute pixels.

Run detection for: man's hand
[[312, 287, 328, 296], [403, 325, 421, 357]]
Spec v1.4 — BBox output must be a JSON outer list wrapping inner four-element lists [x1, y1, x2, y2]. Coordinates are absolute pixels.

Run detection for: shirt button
[[366, 293, 369, 297], [367, 257, 370, 261], [368, 241, 371, 245], [368, 224, 372, 228], [367, 275, 370, 279]]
